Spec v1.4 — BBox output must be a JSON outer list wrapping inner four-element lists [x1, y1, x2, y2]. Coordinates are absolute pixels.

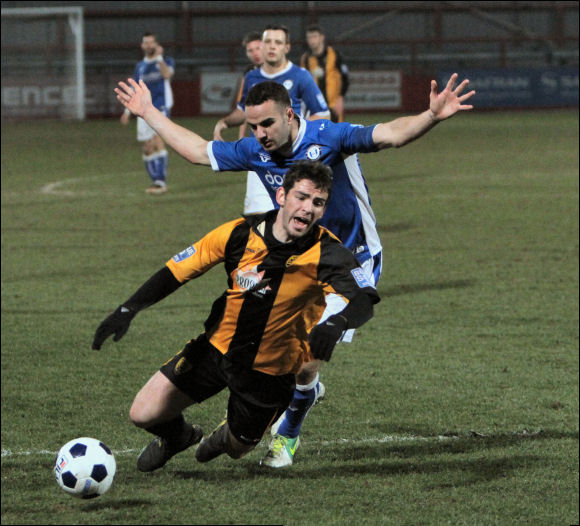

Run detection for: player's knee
[[296, 360, 322, 385], [129, 404, 146, 428], [142, 141, 155, 156], [224, 437, 255, 459]]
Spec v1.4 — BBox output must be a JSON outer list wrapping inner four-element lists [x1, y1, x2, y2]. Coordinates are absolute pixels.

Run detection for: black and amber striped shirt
[[301, 45, 349, 108], [166, 211, 378, 376]]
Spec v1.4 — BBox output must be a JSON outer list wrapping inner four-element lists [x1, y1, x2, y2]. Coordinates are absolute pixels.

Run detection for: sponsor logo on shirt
[[351, 267, 374, 289], [172, 245, 196, 262], [234, 266, 272, 295]]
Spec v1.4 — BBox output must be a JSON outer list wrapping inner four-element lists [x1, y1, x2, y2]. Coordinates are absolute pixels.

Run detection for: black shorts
[[160, 334, 295, 445]]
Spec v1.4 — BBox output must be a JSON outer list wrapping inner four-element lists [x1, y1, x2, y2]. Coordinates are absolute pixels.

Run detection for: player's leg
[[138, 117, 168, 194], [261, 360, 324, 467], [243, 171, 274, 214], [130, 370, 203, 472], [149, 134, 169, 192], [132, 337, 227, 472], [262, 251, 382, 468], [196, 366, 294, 463]]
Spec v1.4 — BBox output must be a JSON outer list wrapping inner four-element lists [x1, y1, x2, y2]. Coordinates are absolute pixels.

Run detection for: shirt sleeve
[[317, 237, 380, 304], [237, 71, 252, 111], [207, 139, 253, 172], [337, 122, 380, 155], [299, 68, 330, 116], [164, 56, 175, 73], [166, 218, 245, 283]]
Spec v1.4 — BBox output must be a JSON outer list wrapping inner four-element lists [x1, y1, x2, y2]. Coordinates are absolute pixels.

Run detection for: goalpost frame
[[1, 6, 85, 120]]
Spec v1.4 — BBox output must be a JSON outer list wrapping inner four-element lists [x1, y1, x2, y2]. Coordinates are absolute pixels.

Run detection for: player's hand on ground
[[308, 314, 348, 361], [429, 73, 475, 121], [92, 305, 136, 350], [114, 78, 152, 118]]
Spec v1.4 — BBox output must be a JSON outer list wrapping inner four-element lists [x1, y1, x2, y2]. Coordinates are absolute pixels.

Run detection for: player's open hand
[[114, 78, 152, 118], [92, 305, 136, 350], [429, 73, 475, 121]]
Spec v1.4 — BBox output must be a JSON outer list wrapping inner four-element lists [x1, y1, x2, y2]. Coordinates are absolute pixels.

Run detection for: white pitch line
[[1, 430, 543, 459], [1, 435, 455, 459], [39, 178, 83, 196]]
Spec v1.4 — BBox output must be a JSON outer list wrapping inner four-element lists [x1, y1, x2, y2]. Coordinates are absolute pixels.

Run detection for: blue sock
[[143, 153, 158, 183], [154, 150, 168, 185], [277, 375, 320, 438]]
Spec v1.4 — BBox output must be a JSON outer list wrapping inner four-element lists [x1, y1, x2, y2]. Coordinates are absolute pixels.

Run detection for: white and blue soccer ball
[[54, 437, 116, 499]]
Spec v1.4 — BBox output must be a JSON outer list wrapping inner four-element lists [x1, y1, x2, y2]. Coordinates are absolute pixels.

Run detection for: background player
[[114, 72, 475, 467], [301, 24, 350, 123], [213, 24, 331, 214], [235, 32, 263, 139], [120, 32, 175, 195]]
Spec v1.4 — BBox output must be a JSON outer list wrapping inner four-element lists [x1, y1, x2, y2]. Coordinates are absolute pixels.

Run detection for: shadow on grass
[[378, 279, 476, 297], [171, 429, 577, 487], [81, 497, 152, 512]]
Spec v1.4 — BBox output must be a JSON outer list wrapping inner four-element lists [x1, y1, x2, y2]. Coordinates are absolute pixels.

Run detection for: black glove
[[308, 314, 348, 361], [92, 305, 137, 350]]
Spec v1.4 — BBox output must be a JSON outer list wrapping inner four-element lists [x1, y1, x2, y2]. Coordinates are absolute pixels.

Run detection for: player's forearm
[[141, 106, 210, 165], [123, 266, 183, 313], [222, 108, 246, 128], [158, 61, 174, 79], [373, 110, 438, 149], [337, 290, 377, 329]]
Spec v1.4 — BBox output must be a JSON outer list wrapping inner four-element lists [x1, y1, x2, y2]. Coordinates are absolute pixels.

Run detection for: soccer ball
[[54, 437, 116, 499]]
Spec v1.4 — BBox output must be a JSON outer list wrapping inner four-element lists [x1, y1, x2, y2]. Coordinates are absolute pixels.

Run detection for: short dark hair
[[245, 81, 291, 109], [306, 24, 324, 35], [263, 24, 291, 44], [142, 32, 157, 41], [283, 161, 333, 201], [242, 31, 262, 47]]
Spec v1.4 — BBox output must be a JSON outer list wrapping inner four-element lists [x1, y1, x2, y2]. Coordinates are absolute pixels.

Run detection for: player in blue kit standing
[[114, 72, 475, 466], [213, 24, 330, 214], [120, 32, 175, 195]]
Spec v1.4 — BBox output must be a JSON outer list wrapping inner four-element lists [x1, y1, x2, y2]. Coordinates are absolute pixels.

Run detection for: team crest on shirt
[[172, 245, 196, 262], [259, 152, 271, 163], [286, 255, 299, 267], [234, 265, 272, 296], [283, 79, 293, 91], [306, 145, 322, 160]]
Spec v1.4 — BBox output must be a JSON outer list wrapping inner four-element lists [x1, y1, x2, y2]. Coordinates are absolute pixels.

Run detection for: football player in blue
[[120, 32, 175, 195], [213, 24, 331, 215], [115, 71, 475, 467]]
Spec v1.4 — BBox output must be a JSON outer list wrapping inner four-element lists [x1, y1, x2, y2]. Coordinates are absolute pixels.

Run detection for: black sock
[[145, 414, 192, 448]]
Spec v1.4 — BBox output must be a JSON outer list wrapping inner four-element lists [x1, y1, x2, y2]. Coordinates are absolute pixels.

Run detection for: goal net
[[1, 6, 85, 120]]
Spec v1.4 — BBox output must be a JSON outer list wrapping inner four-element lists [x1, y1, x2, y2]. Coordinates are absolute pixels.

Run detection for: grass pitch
[[1, 110, 578, 525]]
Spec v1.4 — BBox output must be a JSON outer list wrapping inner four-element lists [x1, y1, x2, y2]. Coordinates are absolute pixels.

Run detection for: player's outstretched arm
[[115, 78, 211, 166], [92, 267, 183, 350], [372, 72, 475, 150]]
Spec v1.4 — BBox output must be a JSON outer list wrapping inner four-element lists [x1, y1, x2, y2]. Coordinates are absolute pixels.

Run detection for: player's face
[[274, 179, 328, 242], [262, 29, 290, 67], [245, 100, 294, 152], [306, 31, 324, 54], [245, 40, 263, 66], [141, 36, 158, 57]]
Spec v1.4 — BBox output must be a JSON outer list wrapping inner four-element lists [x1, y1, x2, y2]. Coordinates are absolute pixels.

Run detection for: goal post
[[1, 6, 85, 120]]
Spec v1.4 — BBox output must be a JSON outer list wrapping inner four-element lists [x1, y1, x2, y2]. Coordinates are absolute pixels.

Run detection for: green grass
[[1, 110, 578, 525]]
